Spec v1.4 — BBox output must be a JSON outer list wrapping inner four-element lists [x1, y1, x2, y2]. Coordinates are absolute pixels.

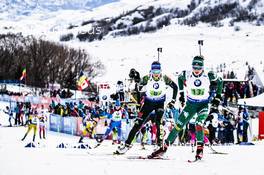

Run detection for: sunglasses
[[192, 65, 203, 70], [152, 69, 161, 74]]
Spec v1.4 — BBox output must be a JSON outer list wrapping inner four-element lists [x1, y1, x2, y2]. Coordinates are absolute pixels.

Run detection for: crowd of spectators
[[1, 96, 255, 146], [1, 61, 262, 145], [2, 102, 46, 127], [48, 98, 253, 145], [223, 81, 259, 106]]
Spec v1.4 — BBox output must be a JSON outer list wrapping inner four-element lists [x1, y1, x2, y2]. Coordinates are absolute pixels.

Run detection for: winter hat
[[192, 56, 204, 69]]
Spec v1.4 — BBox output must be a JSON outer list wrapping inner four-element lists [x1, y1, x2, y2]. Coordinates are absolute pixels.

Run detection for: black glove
[[179, 92, 185, 106], [211, 94, 221, 107], [82, 120, 87, 126], [168, 99, 176, 109], [104, 120, 108, 127]]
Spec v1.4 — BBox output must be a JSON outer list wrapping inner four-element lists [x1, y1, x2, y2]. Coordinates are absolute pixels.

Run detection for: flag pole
[[25, 67, 27, 86], [75, 72, 78, 100], [19, 79, 21, 95]]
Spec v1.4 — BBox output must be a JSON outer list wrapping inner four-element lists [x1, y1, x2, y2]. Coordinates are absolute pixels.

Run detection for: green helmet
[[192, 56, 204, 70]]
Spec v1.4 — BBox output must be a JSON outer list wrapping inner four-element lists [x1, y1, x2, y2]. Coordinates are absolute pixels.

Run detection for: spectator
[[116, 80, 125, 102], [205, 112, 218, 145], [70, 106, 79, 117], [252, 82, 259, 96], [224, 82, 238, 106], [244, 81, 252, 98], [236, 106, 244, 144], [230, 71, 236, 79], [3, 106, 14, 127], [223, 111, 235, 144], [242, 106, 249, 142], [78, 101, 84, 111], [39, 112, 47, 139], [14, 102, 21, 126], [128, 68, 141, 105], [63, 105, 68, 117], [20, 111, 25, 126]]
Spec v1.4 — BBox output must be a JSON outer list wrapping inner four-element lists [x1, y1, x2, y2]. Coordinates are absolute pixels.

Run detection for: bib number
[[150, 90, 162, 96], [191, 88, 205, 96]]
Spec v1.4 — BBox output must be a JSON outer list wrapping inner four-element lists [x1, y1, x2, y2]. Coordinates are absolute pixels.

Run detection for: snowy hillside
[[0, 0, 118, 14], [70, 0, 264, 42], [53, 0, 264, 42], [0, 0, 264, 83], [180, 0, 264, 26], [1, 0, 264, 42], [66, 24, 264, 84]]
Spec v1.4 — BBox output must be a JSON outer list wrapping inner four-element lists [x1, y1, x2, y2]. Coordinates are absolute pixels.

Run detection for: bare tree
[[0, 33, 104, 92]]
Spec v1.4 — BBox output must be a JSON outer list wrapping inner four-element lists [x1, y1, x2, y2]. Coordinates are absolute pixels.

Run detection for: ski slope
[[0, 121, 263, 175], [0, 100, 263, 175]]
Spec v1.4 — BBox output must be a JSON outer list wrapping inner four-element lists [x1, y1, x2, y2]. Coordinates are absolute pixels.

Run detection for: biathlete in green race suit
[[149, 55, 223, 160]]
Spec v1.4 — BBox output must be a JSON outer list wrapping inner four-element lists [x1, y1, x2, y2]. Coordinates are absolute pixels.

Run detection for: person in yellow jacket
[[78, 115, 98, 143], [21, 111, 38, 142]]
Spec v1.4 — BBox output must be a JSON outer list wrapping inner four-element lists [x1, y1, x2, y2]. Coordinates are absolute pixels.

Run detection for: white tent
[[252, 66, 264, 87], [238, 93, 264, 107]]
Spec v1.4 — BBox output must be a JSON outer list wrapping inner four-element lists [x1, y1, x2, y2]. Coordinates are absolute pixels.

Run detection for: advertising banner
[[49, 114, 62, 132], [259, 112, 264, 139], [76, 117, 84, 136], [62, 117, 77, 135]]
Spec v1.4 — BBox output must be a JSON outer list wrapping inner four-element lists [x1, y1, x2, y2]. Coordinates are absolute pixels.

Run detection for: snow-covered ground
[[0, 125, 264, 175], [0, 100, 263, 175]]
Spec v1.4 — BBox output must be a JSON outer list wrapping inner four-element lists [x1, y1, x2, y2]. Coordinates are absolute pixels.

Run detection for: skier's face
[[151, 69, 161, 81], [192, 65, 203, 76]]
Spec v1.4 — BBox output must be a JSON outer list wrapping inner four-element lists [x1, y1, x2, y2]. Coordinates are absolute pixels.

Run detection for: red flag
[[77, 72, 90, 91]]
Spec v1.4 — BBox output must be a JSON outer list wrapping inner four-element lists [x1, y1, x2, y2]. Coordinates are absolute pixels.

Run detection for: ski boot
[[141, 142, 146, 150], [94, 138, 104, 148], [114, 143, 131, 155], [112, 140, 121, 145], [78, 136, 84, 143], [195, 143, 204, 160], [93, 134, 105, 148], [148, 143, 168, 159]]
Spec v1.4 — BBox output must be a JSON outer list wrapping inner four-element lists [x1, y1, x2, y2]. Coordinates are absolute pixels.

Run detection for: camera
[[129, 68, 136, 79], [129, 68, 140, 83]]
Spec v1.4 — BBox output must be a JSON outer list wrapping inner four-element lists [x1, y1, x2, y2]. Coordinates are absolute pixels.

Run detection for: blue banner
[[49, 114, 62, 132], [62, 117, 77, 135], [0, 80, 20, 83]]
